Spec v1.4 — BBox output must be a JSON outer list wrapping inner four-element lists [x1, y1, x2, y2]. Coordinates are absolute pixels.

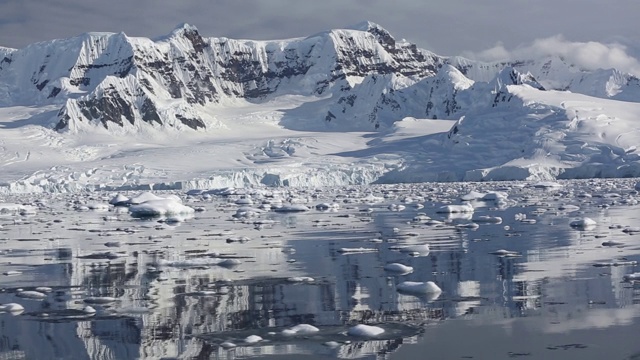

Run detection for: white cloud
[[467, 35, 640, 76]]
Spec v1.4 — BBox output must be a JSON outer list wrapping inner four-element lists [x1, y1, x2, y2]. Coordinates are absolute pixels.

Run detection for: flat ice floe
[[129, 198, 195, 217], [347, 324, 385, 337], [436, 204, 474, 213], [0, 303, 25, 313], [282, 324, 320, 336], [396, 281, 442, 295], [383, 263, 414, 274], [569, 217, 597, 229]]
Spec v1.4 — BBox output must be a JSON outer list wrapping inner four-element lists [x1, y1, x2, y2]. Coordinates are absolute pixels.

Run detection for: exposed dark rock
[[174, 114, 205, 130], [48, 87, 61, 98], [36, 80, 49, 91], [141, 98, 161, 125]]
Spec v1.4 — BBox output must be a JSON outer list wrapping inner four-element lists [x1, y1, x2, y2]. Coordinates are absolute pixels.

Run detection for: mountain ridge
[[3, 22, 638, 134]]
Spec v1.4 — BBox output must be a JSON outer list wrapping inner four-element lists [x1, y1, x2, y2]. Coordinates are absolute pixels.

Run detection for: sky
[[1, 0, 640, 68]]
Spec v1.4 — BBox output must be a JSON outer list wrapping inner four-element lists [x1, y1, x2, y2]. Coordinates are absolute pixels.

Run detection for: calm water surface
[[1, 179, 640, 359]]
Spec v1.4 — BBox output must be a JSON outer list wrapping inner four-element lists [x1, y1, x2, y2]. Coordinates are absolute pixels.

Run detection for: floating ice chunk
[[396, 244, 430, 256], [593, 260, 637, 267], [338, 247, 378, 254], [413, 214, 431, 222], [436, 204, 474, 213], [424, 219, 444, 226], [78, 251, 126, 260], [3, 270, 22, 276], [623, 273, 640, 281], [109, 194, 130, 206], [472, 215, 502, 224], [383, 263, 414, 274], [157, 258, 241, 268], [83, 296, 117, 304], [482, 192, 508, 201], [569, 217, 597, 229], [244, 335, 263, 344], [82, 306, 97, 314], [129, 199, 195, 217], [602, 240, 624, 247], [87, 203, 110, 211], [456, 222, 479, 229], [16, 290, 47, 300], [274, 205, 310, 212], [347, 324, 385, 337], [533, 182, 562, 189], [397, 281, 442, 294], [388, 204, 406, 211], [315, 203, 339, 211], [489, 249, 519, 256], [558, 204, 580, 212], [226, 236, 250, 243], [622, 227, 640, 234], [35, 287, 52, 293], [233, 206, 265, 218], [0, 303, 24, 313], [286, 276, 314, 283], [282, 324, 320, 336], [361, 194, 384, 204], [217, 259, 242, 268], [128, 192, 167, 205], [0, 203, 37, 215], [220, 341, 237, 349], [235, 197, 253, 205], [461, 191, 485, 201]]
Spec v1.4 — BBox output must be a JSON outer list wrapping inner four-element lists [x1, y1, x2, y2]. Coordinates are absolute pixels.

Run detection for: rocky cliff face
[[1, 22, 639, 133]]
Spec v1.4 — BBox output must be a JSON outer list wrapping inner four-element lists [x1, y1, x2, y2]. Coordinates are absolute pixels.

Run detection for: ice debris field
[[1, 178, 640, 358]]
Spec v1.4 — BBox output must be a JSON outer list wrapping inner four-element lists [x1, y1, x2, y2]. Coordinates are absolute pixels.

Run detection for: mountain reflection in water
[[0, 179, 640, 359]]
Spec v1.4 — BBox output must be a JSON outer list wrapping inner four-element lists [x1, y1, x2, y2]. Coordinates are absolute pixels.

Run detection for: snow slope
[[1, 22, 640, 193]]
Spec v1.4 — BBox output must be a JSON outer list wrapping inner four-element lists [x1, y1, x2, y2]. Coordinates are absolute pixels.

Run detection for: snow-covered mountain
[[2, 21, 639, 132], [1, 21, 640, 192], [0, 22, 444, 132]]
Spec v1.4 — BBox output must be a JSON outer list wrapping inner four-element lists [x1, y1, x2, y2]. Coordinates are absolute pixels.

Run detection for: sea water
[[0, 179, 639, 359]]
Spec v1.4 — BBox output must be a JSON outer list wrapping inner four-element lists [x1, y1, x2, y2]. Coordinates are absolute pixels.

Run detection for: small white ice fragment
[[338, 247, 378, 254], [384, 263, 413, 274], [274, 205, 310, 212], [436, 204, 474, 213], [282, 324, 320, 336], [347, 324, 385, 337], [16, 290, 47, 300], [0, 303, 24, 313], [489, 249, 519, 256], [397, 281, 442, 294], [84, 296, 117, 304], [569, 217, 597, 229], [220, 341, 236, 349], [129, 199, 194, 217], [244, 335, 263, 344]]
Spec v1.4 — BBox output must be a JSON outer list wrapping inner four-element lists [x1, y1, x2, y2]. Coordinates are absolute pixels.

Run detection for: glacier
[[1, 21, 640, 193]]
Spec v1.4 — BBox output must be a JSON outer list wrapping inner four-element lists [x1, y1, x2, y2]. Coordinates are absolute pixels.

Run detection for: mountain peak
[[347, 20, 385, 32], [492, 66, 545, 91], [171, 23, 200, 36], [344, 20, 396, 50]]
